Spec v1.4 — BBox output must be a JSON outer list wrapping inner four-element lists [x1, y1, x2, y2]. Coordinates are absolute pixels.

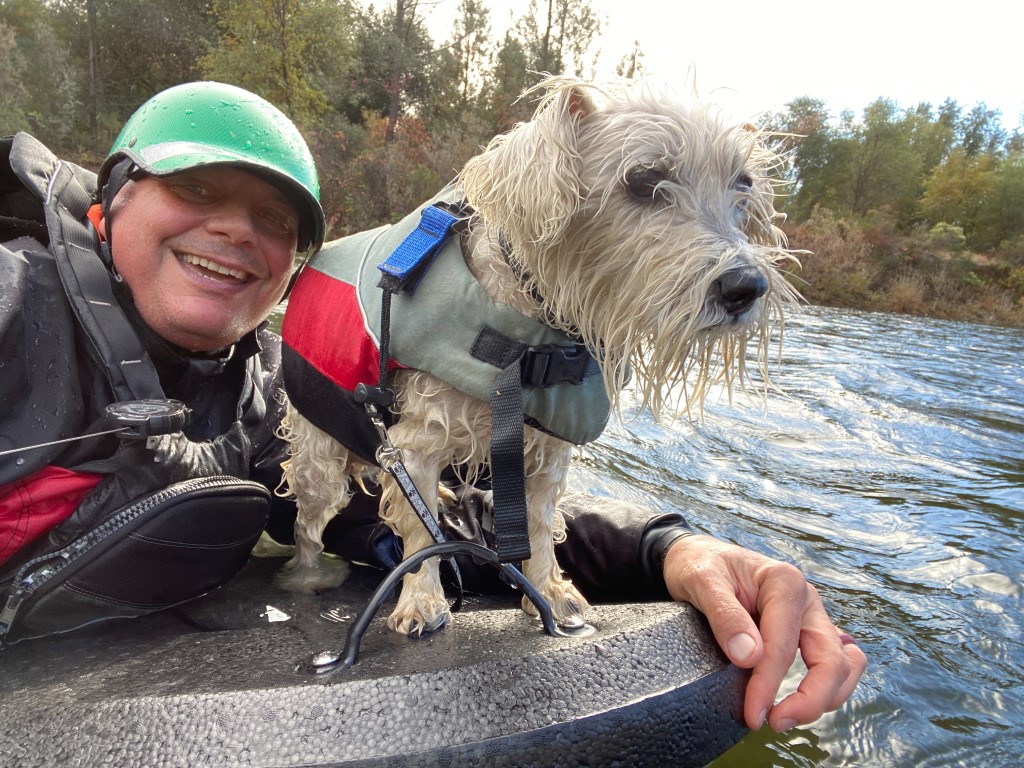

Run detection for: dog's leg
[[520, 434, 590, 627], [378, 417, 454, 635], [275, 405, 359, 592]]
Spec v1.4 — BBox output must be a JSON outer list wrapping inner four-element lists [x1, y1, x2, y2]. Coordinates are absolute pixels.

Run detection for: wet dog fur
[[275, 76, 799, 635]]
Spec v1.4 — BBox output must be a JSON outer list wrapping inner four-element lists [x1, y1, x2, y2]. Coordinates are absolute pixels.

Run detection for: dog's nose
[[716, 267, 768, 316]]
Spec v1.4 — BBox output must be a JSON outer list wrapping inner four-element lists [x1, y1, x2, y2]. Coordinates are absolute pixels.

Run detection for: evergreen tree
[[201, 0, 345, 128]]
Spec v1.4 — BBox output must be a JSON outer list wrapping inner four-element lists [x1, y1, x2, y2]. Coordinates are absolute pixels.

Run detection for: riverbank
[[784, 209, 1024, 328]]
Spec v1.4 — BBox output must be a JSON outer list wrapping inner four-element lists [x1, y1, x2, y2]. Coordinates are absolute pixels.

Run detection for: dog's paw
[[250, 531, 296, 558], [521, 580, 590, 629], [275, 554, 351, 593], [436, 483, 458, 511], [387, 592, 452, 636]]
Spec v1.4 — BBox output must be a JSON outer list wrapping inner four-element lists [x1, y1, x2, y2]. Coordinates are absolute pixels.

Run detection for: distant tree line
[[1, 0, 610, 234], [774, 96, 1024, 255], [2, 0, 1022, 324], [770, 96, 1024, 326]]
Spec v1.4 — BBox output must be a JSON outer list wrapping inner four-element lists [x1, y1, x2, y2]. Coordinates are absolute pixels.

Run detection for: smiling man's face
[[100, 166, 300, 352]]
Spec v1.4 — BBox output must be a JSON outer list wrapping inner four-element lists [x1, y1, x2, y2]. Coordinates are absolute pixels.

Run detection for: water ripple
[[567, 305, 1024, 767]]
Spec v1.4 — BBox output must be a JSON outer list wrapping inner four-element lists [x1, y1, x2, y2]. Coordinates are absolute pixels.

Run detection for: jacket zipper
[[0, 476, 246, 641]]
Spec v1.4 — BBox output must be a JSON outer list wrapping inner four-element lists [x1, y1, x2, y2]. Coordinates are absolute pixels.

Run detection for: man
[[0, 81, 864, 734]]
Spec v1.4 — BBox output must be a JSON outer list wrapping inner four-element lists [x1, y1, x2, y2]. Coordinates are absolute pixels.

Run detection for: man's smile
[[178, 252, 250, 283]]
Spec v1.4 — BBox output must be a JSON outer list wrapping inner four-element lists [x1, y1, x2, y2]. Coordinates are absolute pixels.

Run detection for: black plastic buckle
[[521, 344, 592, 388], [353, 383, 396, 408]]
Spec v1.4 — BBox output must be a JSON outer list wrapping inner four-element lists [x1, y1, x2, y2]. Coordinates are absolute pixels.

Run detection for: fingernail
[[755, 708, 768, 729], [775, 718, 798, 732], [727, 632, 757, 662]]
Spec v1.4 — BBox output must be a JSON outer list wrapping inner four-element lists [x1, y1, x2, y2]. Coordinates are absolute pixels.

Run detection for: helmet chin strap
[[282, 248, 314, 301], [98, 157, 137, 270]]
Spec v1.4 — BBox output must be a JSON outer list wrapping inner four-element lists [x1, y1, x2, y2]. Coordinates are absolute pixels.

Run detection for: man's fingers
[[660, 535, 866, 732], [662, 536, 764, 666], [742, 560, 810, 728], [767, 605, 867, 730]]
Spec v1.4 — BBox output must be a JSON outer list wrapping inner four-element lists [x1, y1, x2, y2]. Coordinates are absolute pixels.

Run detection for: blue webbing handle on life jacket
[[377, 204, 463, 294]]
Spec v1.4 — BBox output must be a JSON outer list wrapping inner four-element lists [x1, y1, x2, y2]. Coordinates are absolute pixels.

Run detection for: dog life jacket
[[282, 187, 613, 466]]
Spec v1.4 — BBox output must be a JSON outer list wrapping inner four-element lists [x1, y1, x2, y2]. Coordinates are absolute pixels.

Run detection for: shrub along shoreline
[[785, 209, 1024, 328]]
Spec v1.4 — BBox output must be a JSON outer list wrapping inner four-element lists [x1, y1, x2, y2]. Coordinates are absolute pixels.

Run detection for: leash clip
[[365, 403, 403, 469]]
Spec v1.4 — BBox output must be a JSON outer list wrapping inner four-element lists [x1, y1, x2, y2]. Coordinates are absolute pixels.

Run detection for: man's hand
[[662, 534, 866, 732]]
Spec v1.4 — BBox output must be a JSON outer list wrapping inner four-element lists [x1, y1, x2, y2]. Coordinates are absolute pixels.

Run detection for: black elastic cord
[[322, 541, 562, 669]]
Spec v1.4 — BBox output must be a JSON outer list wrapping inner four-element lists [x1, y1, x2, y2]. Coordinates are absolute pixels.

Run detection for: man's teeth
[[181, 254, 247, 280]]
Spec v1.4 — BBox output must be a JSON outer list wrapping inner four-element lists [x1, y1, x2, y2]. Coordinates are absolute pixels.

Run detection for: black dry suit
[[0, 133, 286, 644]]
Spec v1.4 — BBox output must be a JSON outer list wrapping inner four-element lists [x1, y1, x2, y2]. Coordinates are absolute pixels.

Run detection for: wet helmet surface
[[99, 81, 325, 252]]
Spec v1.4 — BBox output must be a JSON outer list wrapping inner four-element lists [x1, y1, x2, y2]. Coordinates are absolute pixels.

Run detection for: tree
[[841, 99, 921, 217], [37, 0, 220, 145], [958, 103, 1008, 157], [0, 22, 31, 133], [480, 30, 533, 134], [918, 148, 998, 246], [773, 97, 838, 220], [417, 0, 492, 139], [202, 0, 344, 127], [977, 152, 1024, 250], [345, 0, 434, 140], [514, 0, 602, 81], [615, 41, 646, 80], [0, 0, 84, 149], [449, 0, 491, 108]]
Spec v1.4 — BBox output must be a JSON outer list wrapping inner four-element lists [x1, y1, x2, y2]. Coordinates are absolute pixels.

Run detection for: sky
[[421, 0, 1024, 130]]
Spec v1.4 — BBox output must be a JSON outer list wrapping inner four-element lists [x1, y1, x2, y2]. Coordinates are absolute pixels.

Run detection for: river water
[[563, 305, 1023, 767], [271, 301, 1021, 765]]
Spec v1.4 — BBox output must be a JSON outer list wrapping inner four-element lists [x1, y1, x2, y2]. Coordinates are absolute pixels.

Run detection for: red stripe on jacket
[[282, 265, 405, 391], [0, 466, 103, 566]]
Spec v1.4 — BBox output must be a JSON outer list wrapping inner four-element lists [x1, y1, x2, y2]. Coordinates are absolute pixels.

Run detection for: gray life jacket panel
[[282, 187, 612, 465]]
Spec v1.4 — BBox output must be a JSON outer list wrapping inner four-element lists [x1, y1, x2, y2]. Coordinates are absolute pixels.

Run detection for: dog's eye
[[626, 168, 666, 201], [731, 173, 756, 228]]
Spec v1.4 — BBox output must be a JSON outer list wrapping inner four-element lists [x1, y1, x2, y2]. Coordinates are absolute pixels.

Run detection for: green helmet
[[99, 81, 325, 252]]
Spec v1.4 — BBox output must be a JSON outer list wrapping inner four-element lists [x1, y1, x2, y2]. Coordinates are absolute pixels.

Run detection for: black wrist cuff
[[639, 513, 696, 593]]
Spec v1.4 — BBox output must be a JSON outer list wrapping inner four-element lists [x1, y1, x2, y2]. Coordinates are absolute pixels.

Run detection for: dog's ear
[[459, 81, 595, 251]]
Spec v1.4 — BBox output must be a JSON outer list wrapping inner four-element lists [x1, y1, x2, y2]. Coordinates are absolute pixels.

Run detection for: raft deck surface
[[0, 558, 748, 767]]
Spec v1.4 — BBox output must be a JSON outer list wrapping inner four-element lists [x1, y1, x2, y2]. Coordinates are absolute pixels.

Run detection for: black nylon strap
[[489, 361, 532, 563], [47, 162, 164, 402], [471, 326, 600, 388]]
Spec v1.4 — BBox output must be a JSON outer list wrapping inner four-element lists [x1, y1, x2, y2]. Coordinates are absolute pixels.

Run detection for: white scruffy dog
[[276, 76, 799, 635]]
